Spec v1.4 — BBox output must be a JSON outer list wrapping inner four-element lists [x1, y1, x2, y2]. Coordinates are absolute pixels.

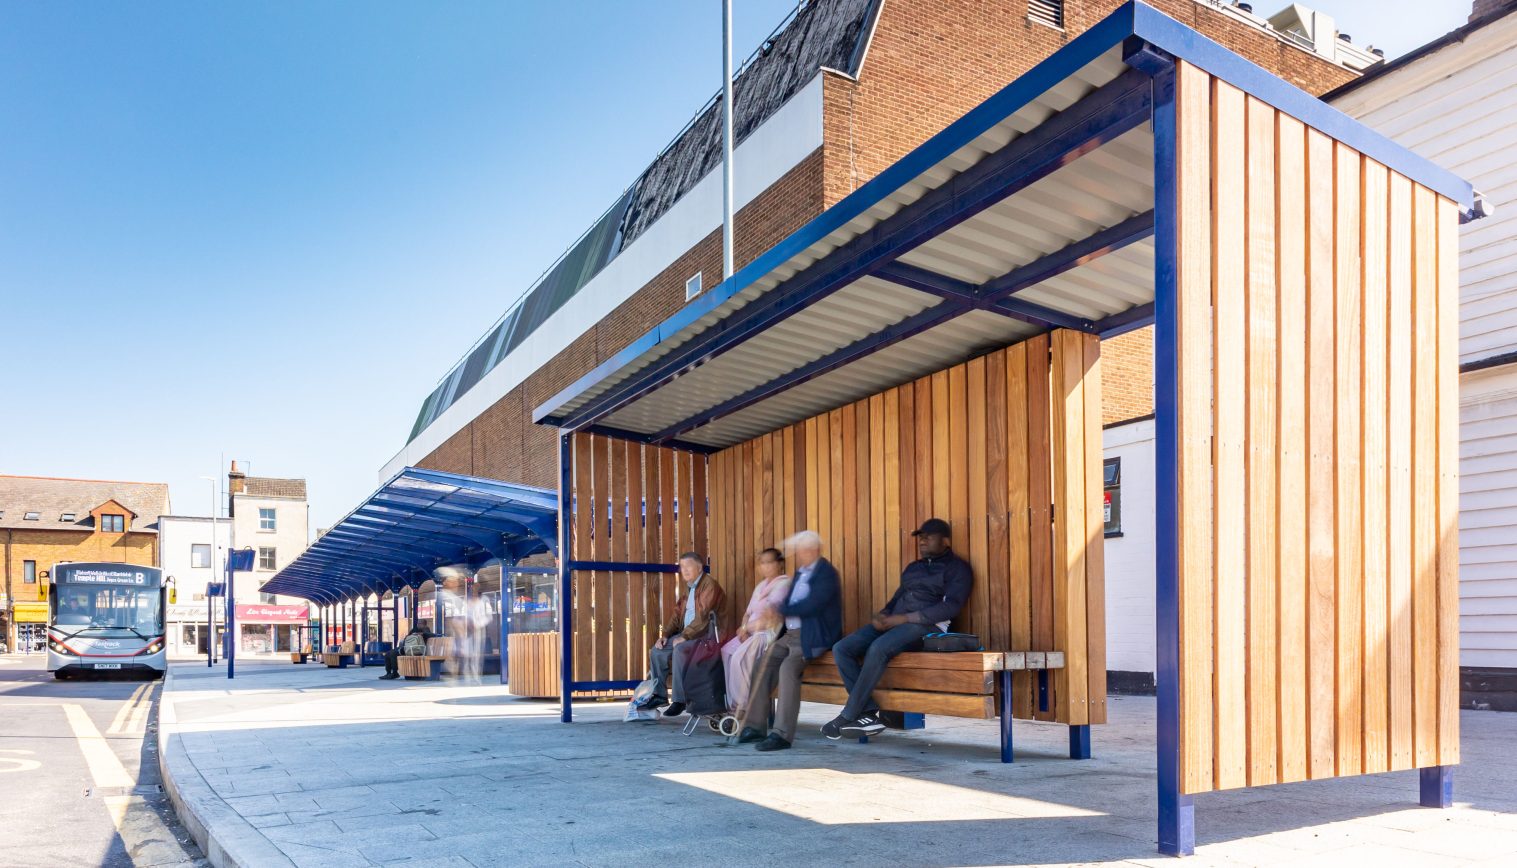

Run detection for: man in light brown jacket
[[641, 551, 726, 717]]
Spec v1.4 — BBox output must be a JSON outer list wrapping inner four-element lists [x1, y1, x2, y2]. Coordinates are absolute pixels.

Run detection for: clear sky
[[0, 0, 1475, 534]]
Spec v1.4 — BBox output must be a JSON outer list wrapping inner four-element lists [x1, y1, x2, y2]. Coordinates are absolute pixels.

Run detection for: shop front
[[13, 602, 49, 652], [236, 603, 309, 654]]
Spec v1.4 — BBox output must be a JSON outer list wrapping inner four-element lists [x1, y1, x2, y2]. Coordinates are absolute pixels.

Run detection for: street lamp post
[[199, 475, 219, 667]]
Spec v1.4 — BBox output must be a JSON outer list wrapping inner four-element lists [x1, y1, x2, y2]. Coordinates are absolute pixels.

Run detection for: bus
[[46, 563, 167, 680]]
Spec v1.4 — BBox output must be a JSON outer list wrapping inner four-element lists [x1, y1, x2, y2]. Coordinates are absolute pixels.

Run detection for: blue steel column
[[1151, 63, 1194, 857], [391, 590, 399, 646], [1420, 766, 1453, 808], [999, 670, 1014, 763], [558, 431, 575, 723]]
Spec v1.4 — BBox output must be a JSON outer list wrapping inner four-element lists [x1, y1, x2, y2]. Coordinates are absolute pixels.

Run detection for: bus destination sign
[[55, 565, 161, 587]]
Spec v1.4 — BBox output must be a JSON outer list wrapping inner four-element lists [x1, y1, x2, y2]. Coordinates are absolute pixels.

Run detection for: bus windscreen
[[51, 586, 163, 635]]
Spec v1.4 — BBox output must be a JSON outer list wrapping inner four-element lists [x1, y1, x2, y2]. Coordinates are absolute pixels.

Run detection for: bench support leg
[[1037, 669, 1049, 713], [1068, 724, 1091, 760], [1419, 766, 1453, 808], [999, 670, 1014, 763]]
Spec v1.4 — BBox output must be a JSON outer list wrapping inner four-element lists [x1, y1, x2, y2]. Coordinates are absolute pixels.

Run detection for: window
[[259, 507, 276, 532], [685, 271, 703, 301], [259, 593, 277, 604], [100, 514, 125, 532], [191, 544, 211, 568], [60, 512, 76, 522], [23, 560, 36, 584], [1029, 0, 1064, 29], [258, 547, 277, 570], [24, 511, 40, 521], [1103, 457, 1122, 537]]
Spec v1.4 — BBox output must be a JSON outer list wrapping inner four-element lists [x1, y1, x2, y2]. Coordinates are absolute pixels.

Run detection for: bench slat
[[803, 664, 994, 695], [807, 651, 1008, 672], [799, 683, 996, 719]]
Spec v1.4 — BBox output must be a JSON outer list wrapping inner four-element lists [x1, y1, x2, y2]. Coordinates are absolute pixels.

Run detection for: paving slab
[[160, 659, 1517, 867]]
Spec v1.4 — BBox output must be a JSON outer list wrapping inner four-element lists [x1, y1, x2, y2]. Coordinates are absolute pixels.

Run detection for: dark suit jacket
[[778, 557, 843, 659]]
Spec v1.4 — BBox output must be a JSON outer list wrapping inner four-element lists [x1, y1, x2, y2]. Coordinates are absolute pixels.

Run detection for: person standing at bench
[[824, 517, 972, 740], [641, 552, 725, 717], [380, 622, 435, 680], [721, 547, 791, 720], [738, 530, 842, 752]]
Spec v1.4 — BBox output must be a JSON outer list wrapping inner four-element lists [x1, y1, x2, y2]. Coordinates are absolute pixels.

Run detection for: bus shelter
[[531, 2, 1479, 854], [260, 467, 559, 680]]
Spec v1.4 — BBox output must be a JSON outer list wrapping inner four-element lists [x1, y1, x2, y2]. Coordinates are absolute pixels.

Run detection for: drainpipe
[[721, 0, 735, 280]]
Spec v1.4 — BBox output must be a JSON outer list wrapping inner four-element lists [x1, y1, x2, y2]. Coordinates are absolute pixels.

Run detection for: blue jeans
[[832, 622, 932, 719]]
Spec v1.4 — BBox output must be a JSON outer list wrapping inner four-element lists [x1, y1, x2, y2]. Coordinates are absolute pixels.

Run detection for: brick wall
[[418, 0, 1363, 474]]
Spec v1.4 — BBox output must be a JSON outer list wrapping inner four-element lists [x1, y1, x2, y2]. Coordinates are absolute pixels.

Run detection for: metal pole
[[558, 431, 574, 723], [207, 592, 213, 667], [201, 475, 217, 668], [721, 0, 735, 280], [225, 556, 235, 680]]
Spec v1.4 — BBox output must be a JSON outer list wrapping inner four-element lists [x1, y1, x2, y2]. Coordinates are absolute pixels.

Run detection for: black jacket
[[778, 557, 843, 659], [882, 549, 973, 627]]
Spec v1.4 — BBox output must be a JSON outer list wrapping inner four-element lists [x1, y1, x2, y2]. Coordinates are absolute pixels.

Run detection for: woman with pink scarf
[[722, 548, 791, 718]]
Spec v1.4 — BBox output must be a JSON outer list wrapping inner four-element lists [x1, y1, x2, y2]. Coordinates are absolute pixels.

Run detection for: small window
[[60, 512, 76, 522], [191, 544, 211, 568], [258, 547, 277, 570], [1029, 0, 1064, 29], [259, 507, 276, 532], [1103, 457, 1122, 537], [259, 593, 277, 604], [685, 271, 703, 301], [24, 511, 40, 521], [100, 514, 125, 532], [23, 560, 37, 583]]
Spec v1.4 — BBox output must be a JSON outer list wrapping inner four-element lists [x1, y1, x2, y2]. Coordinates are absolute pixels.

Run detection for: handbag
[[922, 632, 983, 652]]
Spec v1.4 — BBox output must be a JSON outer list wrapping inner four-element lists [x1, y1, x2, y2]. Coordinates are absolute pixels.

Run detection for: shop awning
[[259, 468, 558, 604]]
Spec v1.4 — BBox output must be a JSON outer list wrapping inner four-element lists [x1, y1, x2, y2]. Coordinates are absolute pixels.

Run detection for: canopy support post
[[1150, 59, 1194, 858], [558, 430, 575, 723]]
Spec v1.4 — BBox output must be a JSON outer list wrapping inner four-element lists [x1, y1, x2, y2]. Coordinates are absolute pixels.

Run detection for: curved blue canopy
[[260, 468, 557, 604]]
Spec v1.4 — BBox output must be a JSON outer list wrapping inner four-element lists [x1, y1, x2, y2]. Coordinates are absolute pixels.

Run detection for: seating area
[[359, 641, 392, 667], [322, 641, 357, 668], [801, 650, 1068, 762], [396, 636, 455, 680], [289, 646, 312, 664]]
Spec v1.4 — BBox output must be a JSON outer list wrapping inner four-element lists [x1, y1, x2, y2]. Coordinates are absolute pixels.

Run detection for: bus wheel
[[54, 671, 71, 681]]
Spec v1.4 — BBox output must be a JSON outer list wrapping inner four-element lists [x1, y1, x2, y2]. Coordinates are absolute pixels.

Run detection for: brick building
[[0, 475, 170, 651], [386, 0, 1363, 488]]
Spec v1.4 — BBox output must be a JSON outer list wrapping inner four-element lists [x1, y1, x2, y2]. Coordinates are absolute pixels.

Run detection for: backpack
[[402, 633, 427, 656]]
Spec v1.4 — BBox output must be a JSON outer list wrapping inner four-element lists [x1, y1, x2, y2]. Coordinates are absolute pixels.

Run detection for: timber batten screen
[[1169, 61, 1462, 795], [706, 330, 1107, 726]]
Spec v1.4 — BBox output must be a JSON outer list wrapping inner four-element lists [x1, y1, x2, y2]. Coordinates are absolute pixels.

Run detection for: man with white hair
[[737, 530, 842, 752]]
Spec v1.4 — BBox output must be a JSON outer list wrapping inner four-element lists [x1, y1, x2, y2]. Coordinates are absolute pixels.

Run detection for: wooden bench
[[322, 641, 357, 668], [397, 637, 454, 681], [801, 650, 1074, 762], [290, 647, 312, 664]]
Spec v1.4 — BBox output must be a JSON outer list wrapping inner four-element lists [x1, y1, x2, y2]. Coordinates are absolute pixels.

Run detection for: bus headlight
[[48, 638, 77, 656], [136, 637, 165, 656]]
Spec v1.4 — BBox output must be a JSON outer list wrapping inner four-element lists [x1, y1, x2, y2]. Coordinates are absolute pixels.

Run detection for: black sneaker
[[638, 696, 668, 711], [840, 712, 886, 738], [821, 715, 848, 740], [736, 726, 767, 744], [662, 702, 687, 717], [755, 734, 792, 752]]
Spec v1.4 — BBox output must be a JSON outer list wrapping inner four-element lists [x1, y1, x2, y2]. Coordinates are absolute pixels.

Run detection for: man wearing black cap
[[823, 517, 973, 739]]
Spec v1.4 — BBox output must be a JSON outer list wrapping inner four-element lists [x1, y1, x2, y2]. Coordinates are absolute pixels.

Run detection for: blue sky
[[0, 1, 1473, 532]]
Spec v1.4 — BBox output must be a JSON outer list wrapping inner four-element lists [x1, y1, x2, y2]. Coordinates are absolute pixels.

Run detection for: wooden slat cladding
[[1173, 62, 1461, 794], [706, 331, 1106, 725], [565, 433, 713, 685]]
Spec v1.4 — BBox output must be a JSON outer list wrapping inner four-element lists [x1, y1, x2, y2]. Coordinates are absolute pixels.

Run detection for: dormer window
[[60, 512, 76, 522], [100, 514, 125, 532], [24, 511, 40, 521]]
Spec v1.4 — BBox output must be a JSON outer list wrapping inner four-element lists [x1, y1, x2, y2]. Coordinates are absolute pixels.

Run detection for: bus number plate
[[93, 663, 122, 670]]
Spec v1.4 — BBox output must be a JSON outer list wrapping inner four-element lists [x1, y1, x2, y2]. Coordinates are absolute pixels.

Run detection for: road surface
[[0, 652, 206, 867]]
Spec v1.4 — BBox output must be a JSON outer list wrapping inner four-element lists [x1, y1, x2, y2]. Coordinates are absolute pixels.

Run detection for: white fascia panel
[[382, 73, 825, 480]]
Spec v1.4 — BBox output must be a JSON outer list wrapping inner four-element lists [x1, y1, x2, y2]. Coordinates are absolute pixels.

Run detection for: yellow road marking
[[61, 703, 133, 788], [107, 683, 150, 735], [124, 683, 156, 735]]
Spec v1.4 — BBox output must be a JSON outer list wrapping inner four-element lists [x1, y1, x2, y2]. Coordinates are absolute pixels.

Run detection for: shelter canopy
[[534, 1, 1472, 451], [260, 468, 557, 604]]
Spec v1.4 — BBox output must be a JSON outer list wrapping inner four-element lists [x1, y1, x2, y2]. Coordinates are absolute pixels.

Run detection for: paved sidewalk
[[158, 660, 1517, 867]]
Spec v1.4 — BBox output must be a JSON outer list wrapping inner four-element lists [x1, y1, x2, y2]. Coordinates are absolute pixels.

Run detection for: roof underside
[[534, 1, 1474, 452], [258, 469, 557, 603]]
